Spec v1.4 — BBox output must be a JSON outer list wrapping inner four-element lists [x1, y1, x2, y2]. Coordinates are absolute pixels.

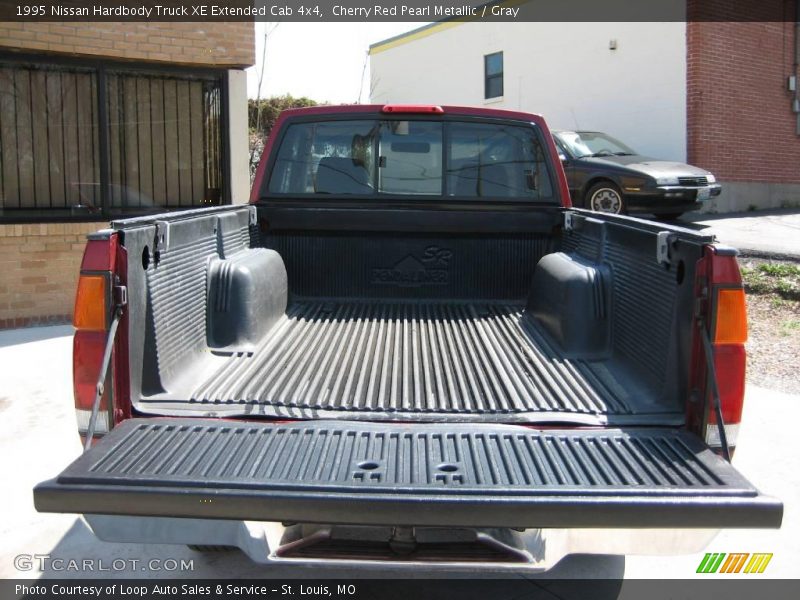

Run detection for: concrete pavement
[[681, 209, 800, 259], [0, 325, 797, 581]]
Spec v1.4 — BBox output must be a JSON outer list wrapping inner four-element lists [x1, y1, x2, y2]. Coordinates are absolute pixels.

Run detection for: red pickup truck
[[35, 105, 781, 571]]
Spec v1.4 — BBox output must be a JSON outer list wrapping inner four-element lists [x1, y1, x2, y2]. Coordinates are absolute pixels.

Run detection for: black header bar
[[0, 0, 796, 22]]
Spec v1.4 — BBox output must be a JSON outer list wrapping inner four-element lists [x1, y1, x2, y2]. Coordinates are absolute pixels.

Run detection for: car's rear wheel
[[587, 182, 625, 214]]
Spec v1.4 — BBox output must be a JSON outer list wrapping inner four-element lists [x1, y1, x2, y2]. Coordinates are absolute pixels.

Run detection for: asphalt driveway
[[680, 209, 800, 259], [0, 325, 797, 582]]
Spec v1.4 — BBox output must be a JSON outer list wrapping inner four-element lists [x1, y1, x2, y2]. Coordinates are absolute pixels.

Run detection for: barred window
[[0, 58, 225, 222], [0, 64, 99, 218]]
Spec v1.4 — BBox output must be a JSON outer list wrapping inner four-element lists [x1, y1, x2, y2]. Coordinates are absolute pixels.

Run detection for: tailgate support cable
[[84, 305, 124, 452], [698, 319, 732, 462]]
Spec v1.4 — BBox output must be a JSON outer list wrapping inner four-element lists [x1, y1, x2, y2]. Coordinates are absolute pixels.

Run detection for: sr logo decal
[[371, 246, 452, 287]]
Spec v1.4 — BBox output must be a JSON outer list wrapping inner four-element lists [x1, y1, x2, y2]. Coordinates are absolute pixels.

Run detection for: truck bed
[[144, 298, 676, 425], [119, 206, 705, 427]]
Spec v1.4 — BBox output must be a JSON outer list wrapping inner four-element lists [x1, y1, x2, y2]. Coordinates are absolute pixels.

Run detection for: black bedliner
[[174, 300, 649, 422], [35, 419, 783, 529]]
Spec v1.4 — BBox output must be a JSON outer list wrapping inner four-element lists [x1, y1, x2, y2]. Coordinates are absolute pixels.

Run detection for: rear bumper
[[84, 515, 721, 572]]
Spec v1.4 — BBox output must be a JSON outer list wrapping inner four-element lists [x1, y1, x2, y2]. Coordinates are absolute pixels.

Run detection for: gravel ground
[[740, 257, 800, 394]]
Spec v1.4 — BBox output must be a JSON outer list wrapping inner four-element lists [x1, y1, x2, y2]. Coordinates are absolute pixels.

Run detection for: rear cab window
[[266, 117, 556, 202]]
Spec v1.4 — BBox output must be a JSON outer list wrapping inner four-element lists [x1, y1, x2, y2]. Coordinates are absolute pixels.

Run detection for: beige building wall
[[227, 69, 251, 205]]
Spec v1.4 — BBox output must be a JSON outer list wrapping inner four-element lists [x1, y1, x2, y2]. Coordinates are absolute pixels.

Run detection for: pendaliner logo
[[696, 552, 773, 574], [371, 246, 452, 287]]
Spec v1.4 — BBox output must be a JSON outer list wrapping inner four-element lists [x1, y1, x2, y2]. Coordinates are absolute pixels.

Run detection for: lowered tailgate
[[35, 419, 782, 529]]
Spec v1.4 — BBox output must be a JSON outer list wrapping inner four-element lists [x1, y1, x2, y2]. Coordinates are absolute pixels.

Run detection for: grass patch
[[741, 260, 800, 301], [758, 263, 800, 277], [770, 297, 788, 309]]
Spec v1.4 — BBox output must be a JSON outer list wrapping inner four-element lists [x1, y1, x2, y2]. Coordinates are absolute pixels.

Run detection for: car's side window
[[554, 138, 569, 159]]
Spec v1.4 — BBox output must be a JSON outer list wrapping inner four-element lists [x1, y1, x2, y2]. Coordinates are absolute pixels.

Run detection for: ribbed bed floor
[[163, 300, 663, 423]]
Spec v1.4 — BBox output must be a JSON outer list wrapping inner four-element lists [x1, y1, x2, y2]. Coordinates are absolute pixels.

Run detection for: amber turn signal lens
[[714, 288, 748, 344], [73, 275, 107, 331]]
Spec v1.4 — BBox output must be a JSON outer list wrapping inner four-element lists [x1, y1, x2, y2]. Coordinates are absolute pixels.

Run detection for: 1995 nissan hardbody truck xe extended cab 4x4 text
[[34, 105, 782, 571]]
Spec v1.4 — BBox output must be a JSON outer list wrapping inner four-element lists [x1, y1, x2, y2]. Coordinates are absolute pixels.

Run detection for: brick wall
[[0, 222, 106, 329], [0, 21, 254, 67], [687, 1, 799, 183]]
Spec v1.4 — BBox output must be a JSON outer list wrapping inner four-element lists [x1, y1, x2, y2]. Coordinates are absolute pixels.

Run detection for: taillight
[[73, 331, 111, 438], [73, 275, 107, 331], [73, 234, 118, 444], [689, 246, 748, 456], [713, 289, 747, 344], [705, 344, 745, 448]]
